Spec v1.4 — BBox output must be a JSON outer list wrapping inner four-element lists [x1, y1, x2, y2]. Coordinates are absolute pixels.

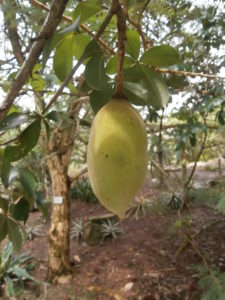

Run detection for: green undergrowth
[[70, 177, 98, 203], [188, 186, 225, 213], [192, 265, 225, 300]]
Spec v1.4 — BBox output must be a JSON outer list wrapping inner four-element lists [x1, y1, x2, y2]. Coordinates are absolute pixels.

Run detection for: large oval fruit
[[87, 99, 148, 218]]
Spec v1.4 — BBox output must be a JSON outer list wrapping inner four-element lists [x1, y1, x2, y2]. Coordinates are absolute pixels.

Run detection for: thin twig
[[29, 0, 115, 55], [113, 0, 126, 98], [157, 68, 225, 80], [184, 117, 207, 189], [69, 164, 88, 185], [0, 0, 69, 123], [0, 137, 18, 146], [43, 1, 117, 113]]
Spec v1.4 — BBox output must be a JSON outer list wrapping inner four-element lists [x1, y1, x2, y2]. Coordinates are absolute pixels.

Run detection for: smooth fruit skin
[[87, 99, 148, 218]]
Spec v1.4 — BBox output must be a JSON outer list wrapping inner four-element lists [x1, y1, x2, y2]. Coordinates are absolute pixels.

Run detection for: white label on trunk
[[53, 196, 63, 204]]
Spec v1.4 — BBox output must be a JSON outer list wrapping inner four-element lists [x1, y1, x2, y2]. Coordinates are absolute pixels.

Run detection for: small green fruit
[[87, 99, 148, 218]]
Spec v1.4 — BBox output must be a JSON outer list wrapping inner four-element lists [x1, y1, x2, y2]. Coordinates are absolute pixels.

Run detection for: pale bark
[[0, 0, 69, 122], [46, 100, 81, 284]]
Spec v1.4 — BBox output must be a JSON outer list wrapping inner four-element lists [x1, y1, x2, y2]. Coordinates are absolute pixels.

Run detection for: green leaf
[[0, 197, 8, 213], [30, 73, 45, 92], [126, 30, 140, 59], [7, 218, 22, 251], [140, 45, 181, 66], [8, 167, 19, 186], [19, 168, 36, 205], [45, 110, 59, 122], [0, 213, 7, 242], [85, 54, 108, 91], [42, 32, 66, 68], [73, 0, 101, 24], [90, 88, 113, 114], [4, 119, 41, 162], [1, 153, 11, 188], [35, 191, 49, 219], [59, 16, 80, 34], [189, 133, 196, 147], [53, 34, 74, 81], [73, 33, 90, 60], [138, 64, 169, 108], [4, 276, 16, 298], [82, 39, 102, 59], [123, 65, 143, 81], [43, 120, 50, 142], [0, 112, 29, 132], [124, 81, 148, 106], [11, 198, 30, 221], [106, 55, 135, 74], [11, 266, 36, 282]]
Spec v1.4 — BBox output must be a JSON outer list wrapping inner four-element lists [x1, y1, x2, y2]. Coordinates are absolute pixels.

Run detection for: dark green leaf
[[90, 89, 113, 114], [126, 30, 140, 59], [35, 191, 49, 219], [80, 80, 92, 93], [168, 74, 188, 90], [218, 111, 225, 125], [73, 0, 101, 24], [7, 218, 22, 251], [82, 40, 102, 59], [42, 32, 66, 68], [85, 54, 108, 91], [53, 34, 74, 81], [0, 112, 29, 132], [123, 65, 143, 81], [1, 153, 11, 188], [138, 64, 169, 108], [43, 120, 50, 142], [124, 81, 148, 106], [0, 197, 9, 213], [4, 119, 41, 162], [106, 55, 135, 74], [19, 168, 36, 205], [189, 133, 196, 147], [45, 110, 59, 122], [140, 45, 181, 66], [0, 213, 7, 242], [11, 198, 30, 221]]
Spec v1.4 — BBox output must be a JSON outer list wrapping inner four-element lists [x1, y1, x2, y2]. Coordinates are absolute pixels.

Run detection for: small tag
[[53, 196, 63, 204]]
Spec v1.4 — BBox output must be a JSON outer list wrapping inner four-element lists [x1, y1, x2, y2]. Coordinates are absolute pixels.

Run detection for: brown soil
[[4, 171, 225, 300]]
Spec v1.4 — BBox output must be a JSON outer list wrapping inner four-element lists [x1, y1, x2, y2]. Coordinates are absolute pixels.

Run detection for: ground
[[2, 168, 225, 299]]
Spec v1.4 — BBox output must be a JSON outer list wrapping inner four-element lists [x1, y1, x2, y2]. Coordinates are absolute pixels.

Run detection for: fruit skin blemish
[[87, 98, 148, 219]]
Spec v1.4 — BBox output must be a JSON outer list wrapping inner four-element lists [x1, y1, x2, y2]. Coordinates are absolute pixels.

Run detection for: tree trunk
[[44, 100, 82, 284], [47, 154, 72, 284]]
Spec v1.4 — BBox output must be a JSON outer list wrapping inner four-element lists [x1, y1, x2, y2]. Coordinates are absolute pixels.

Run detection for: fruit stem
[[113, 0, 127, 100]]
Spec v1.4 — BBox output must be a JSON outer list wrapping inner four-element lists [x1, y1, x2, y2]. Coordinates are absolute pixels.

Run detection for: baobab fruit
[[87, 99, 147, 218]]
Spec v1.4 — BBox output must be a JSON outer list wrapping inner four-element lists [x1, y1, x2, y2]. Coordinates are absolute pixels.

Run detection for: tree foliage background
[[0, 0, 225, 282]]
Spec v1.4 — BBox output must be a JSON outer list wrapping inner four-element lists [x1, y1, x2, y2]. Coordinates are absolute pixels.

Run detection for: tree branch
[[69, 164, 88, 185], [113, 0, 127, 98], [29, 0, 115, 55], [184, 118, 208, 189], [43, 0, 117, 113], [2, 0, 25, 65], [0, 0, 69, 123], [157, 68, 225, 80]]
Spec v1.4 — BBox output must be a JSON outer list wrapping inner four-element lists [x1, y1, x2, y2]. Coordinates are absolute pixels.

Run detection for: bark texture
[[0, 0, 69, 122], [46, 100, 81, 284]]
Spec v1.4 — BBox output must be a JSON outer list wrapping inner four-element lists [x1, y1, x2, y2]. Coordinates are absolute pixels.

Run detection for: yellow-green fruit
[[87, 99, 148, 218]]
